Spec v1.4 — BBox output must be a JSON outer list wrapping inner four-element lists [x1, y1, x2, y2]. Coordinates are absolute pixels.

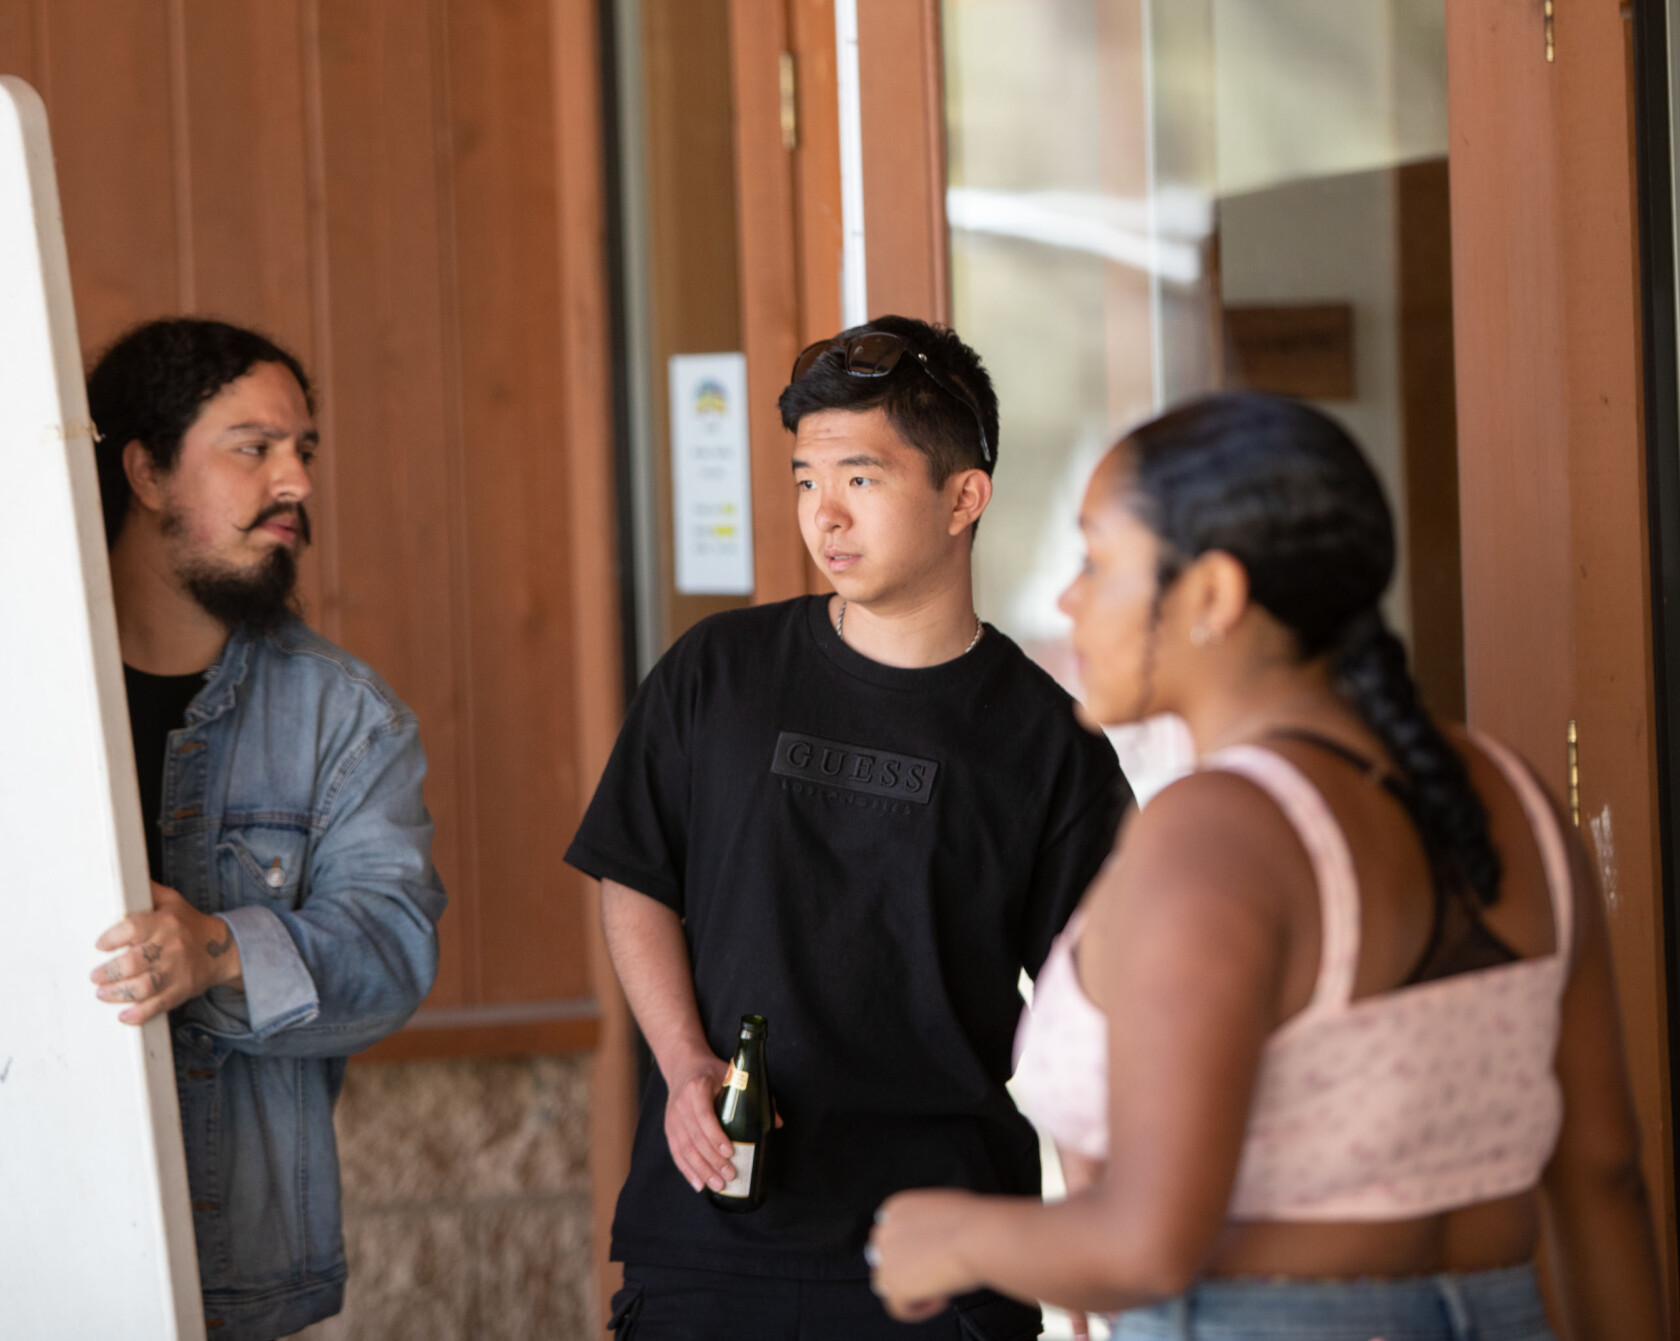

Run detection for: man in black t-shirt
[[568, 315, 1127, 1340]]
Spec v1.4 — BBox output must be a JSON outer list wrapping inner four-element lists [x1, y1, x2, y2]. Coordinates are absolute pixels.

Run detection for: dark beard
[[178, 544, 301, 636], [161, 501, 309, 636]]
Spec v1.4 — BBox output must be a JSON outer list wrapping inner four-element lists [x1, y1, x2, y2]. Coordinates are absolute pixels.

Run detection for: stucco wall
[[292, 1056, 595, 1340]]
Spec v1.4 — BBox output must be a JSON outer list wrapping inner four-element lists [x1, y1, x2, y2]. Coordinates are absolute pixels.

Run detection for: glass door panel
[[944, 0, 1461, 802]]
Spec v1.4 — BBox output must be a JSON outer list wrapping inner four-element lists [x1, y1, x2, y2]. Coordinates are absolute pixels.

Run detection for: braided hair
[[1118, 392, 1501, 906]]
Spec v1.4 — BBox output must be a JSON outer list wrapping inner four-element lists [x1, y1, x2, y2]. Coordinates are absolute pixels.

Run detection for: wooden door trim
[[732, 0, 957, 606], [1447, 0, 1676, 1311], [857, 0, 949, 324], [730, 0, 809, 606], [1631, 0, 1680, 1307], [549, 0, 633, 1326]]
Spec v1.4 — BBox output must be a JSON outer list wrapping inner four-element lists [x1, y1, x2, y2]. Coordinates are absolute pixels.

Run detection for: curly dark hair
[[776, 314, 999, 484], [1119, 391, 1502, 909], [87, 318, 313, 548]]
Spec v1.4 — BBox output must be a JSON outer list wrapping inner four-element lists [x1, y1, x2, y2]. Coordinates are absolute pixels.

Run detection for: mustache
[[240, 501, 312, 545]]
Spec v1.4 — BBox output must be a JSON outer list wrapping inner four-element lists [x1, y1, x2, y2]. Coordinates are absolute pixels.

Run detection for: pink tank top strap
[[1465, 730, 1575, 959], [1201, 745, 1362, 1014]]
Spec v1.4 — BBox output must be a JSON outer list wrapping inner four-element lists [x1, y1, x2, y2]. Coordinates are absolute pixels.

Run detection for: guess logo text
[[769, 732, 938, 806]]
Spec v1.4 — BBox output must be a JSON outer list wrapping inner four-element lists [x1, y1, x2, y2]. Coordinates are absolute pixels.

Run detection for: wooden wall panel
[[443, 0, 588, 1003], [176, 1, 335, 666], [0, 0, 614, 1051], [312, 0, 471, 1011], [179, 2, 314, 356], [43, 0, 181, 345], [0, 1, 41, 90]]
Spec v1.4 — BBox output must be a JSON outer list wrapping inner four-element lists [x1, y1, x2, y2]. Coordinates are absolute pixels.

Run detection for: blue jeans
[[1111, 1264, 1554, 1340]]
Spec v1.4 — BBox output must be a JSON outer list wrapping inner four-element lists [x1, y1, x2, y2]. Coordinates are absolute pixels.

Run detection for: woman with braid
[[867, 394, 1663, 1339]]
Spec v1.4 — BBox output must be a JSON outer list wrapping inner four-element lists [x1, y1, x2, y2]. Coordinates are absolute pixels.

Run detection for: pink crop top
[[1012, 734, 1573, 1221]]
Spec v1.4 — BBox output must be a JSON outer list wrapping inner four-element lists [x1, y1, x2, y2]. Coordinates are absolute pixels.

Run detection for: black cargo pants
[[608, 1264, 1043, 1341]]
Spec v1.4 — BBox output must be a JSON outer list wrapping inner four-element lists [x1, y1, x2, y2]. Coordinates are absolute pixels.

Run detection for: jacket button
[[194, 1035, 212, 1055]]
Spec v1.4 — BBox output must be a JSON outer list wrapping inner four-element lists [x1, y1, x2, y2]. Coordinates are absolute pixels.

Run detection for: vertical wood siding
[[0, 0, 617, 1035]]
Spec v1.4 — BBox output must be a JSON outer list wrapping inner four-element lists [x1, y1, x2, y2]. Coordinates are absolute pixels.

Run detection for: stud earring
[[1190, 624, 1210, 647]]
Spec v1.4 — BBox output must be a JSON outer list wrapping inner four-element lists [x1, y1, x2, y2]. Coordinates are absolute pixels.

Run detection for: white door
[[0, 76, 203, 1341]]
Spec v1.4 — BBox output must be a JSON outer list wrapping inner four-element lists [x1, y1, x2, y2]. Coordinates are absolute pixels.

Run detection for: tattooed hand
[[91, 882, 243, 1025]]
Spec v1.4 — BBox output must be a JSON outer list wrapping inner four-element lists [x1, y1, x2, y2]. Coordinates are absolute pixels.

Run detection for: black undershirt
[[124, 664, 207, 882]]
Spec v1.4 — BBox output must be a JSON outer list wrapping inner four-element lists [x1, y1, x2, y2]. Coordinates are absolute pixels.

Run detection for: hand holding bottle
[[664, 1050, 737, 1194], [663, 1015, 782, 1199], [706, 1014, 774, 1211]]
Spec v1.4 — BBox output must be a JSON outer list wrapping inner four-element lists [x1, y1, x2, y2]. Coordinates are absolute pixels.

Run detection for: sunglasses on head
[[790, 331, 993, 465]]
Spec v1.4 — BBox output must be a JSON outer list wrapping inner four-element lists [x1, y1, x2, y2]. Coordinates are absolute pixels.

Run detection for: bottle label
[[716, 1141, 756, 1198], [723, 1064, 749, 1091]]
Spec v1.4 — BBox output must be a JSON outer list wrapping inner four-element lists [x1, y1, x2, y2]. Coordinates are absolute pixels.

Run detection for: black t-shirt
[[566, 596, 1128, 1278], [124, 664, 207, 882]]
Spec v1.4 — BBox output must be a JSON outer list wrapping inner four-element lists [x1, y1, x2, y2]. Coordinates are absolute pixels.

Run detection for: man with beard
[[83, 318, 446, 1341]]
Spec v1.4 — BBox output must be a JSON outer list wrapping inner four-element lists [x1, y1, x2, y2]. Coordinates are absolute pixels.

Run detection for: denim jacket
[[157, 618, 445, 1339]]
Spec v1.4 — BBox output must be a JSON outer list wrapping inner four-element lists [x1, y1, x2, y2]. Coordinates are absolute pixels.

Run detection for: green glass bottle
[[706, 1014, 771, 1212]]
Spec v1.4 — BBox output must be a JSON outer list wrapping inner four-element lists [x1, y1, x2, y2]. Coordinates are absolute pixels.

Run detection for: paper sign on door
[[670, 352, 754, 595]]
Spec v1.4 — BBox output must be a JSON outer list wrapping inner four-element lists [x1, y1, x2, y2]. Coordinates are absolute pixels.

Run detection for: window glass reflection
[[945, 0, 1462, 797]]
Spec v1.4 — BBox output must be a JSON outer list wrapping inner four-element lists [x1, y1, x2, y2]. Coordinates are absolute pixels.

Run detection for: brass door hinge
[[1566, 718, 1580, 827], [1545, 0, 1555, 62], [779, 51, 798, 151]]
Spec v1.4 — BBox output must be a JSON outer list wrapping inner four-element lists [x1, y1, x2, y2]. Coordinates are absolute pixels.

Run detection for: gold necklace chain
[[835, 600, 984, 656]]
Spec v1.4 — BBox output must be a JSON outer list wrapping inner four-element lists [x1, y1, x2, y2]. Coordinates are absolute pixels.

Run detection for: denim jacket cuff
[[216, 905, 322, 1039]]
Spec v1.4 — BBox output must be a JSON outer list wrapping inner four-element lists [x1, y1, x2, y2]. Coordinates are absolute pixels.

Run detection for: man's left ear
[[948, 468, 993, 537], [122, 439, 168, 513]]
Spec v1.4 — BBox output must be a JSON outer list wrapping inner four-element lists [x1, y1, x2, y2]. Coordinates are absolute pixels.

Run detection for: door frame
[[1446, 0, 1676, 1310], [1631, 0, 1680, 1301], [619, 0, 1680, 1325]]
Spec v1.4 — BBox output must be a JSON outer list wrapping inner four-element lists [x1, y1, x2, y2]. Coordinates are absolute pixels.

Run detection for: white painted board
[[669, 352, 755, 595], [0, 77, 205, 1340]]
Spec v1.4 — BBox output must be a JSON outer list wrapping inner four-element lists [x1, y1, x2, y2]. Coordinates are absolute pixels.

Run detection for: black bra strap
[[1266, 727, 1522, 984], [1264, 727, 1411, 807]]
